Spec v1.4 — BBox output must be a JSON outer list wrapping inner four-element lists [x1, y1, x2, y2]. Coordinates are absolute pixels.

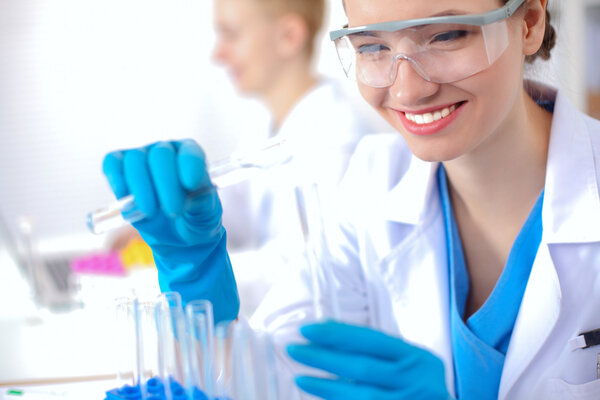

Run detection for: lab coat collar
[[542, 87, 600, 244], [382, 155, 439, 225]]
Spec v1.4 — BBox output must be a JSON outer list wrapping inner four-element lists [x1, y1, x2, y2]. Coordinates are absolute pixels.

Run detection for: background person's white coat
[[220, 78, 384, 318]]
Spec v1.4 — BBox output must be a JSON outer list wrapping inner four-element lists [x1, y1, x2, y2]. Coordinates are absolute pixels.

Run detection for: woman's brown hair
[[504, 0, 557, 62]]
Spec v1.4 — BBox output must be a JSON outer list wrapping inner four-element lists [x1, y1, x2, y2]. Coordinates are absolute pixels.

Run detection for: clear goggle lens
[[334, 19, 509, 88]]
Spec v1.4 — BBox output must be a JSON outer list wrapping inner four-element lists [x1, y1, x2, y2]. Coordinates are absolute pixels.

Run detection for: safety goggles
[[329, 0, 525, 88]]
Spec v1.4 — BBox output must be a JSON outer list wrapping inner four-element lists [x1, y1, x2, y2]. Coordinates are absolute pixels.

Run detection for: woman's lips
[[397, 101, 466, 136]]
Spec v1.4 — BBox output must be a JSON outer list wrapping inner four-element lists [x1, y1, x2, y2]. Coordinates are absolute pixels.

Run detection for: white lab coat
[[250, 83, 600, 399]]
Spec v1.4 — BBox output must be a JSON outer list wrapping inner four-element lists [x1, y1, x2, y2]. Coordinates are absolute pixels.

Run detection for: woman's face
[[345, 0, 527, 162], [213, 0, 283, 95]]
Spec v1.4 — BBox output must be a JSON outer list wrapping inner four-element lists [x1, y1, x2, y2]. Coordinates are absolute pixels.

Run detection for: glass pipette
[[88, 137, 292, 234]]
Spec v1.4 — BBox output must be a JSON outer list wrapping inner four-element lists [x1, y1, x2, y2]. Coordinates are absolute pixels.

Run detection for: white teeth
[[405, 104, 457, 125]]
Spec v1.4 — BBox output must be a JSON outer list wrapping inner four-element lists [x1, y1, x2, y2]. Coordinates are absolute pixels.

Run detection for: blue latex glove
[[102, 139, 239, 324], [287, 321, 449, 400]]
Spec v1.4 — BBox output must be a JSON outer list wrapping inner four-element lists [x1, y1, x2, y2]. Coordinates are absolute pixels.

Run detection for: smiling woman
[[280, 0, 600, 399]]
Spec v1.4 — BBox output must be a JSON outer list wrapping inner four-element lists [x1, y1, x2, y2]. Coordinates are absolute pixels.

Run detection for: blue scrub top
[[438, 165, 544, 400]]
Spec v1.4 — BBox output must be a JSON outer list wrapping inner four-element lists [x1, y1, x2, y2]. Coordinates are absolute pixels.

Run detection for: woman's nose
[[212, 41, 227, 64], [388, 59, 440, 105]]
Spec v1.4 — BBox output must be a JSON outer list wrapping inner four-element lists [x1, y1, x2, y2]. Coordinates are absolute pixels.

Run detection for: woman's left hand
[[286, 320, 449, 400]]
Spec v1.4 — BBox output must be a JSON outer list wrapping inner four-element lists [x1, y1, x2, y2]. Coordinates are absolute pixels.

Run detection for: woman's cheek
[[358, 83, 389, 118]]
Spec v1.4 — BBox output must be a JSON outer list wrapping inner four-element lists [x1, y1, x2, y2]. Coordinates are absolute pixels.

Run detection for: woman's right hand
[[103, 139, 221, 247], [102, 139, 240, 324]]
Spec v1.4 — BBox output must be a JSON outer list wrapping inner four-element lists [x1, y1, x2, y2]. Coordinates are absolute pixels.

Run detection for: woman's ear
[[274, 14, 309, 59], [521, 0, 548, 57]]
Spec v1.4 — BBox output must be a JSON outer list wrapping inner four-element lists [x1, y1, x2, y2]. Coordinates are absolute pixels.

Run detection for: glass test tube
[[88, 137, 292, 235], [185, 300, 216, 400], [214, 321, 233, 400], [137, 299, 161, 400], [114, 297, 138, 389], [295, 184, 341, 321], [113, 297, 156, 399], [155, 292, 190, 400]]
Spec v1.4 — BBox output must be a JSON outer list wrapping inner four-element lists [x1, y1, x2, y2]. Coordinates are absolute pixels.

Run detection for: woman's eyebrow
[[429, 10, 466, 17], [349, 31, 380, 37]]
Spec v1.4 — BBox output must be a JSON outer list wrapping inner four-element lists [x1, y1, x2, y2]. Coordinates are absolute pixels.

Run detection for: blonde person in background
[[212, 0, 380, 315], [214, 0, 376, 249]]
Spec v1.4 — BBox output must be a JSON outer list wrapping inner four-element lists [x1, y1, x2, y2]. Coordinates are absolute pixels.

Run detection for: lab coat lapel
[[372, 156, 455, 393], [498, 243, 561, 399]]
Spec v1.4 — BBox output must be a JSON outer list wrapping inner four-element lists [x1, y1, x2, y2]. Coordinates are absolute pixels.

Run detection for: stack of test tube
[[106, 292, 279, 400]]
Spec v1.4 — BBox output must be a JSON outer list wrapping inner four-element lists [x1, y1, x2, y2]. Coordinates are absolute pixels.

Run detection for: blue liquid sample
[[105, 377, 215, 400], [105, 384, 142, 400]]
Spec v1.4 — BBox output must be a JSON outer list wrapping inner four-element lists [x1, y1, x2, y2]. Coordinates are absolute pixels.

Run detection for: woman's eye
[[357, 43, 389, 54], [431, 30, 469, 43]]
